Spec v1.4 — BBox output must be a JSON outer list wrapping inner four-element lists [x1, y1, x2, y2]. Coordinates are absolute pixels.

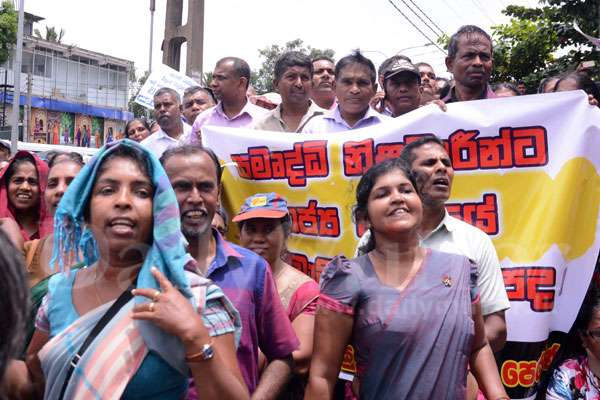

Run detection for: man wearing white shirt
[[141, 87, 191, 158]]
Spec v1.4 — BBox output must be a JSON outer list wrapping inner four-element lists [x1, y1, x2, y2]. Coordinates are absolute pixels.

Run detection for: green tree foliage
[[491, 16, 558, 88], [34, 25, 65, 43], [494, 0, 600, 90], [254, 39, 335, 94], [0, 1, 17, 65], [438, 1, 600, 92]]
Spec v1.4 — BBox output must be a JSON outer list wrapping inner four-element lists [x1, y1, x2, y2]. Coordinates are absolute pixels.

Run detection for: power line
[[409, 49, 443, 58], [387, 0, 447, 55], [471, 0, 496, 24], [441, 0, 469, 25], [397, 0, 444, 39], [406, 0, 446, 37]]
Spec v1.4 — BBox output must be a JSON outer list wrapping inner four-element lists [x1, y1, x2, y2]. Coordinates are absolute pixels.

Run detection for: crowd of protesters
[[1, 24, 599, 400]]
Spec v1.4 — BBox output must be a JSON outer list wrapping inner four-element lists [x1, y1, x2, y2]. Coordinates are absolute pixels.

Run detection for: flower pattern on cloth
[[547, 356, 600, 399]]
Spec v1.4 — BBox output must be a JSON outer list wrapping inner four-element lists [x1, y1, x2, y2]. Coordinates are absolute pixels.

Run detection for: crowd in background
[[1, 24, 600, 400]]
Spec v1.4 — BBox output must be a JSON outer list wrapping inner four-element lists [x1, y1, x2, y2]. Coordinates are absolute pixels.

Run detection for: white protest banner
[[134, 64, 199, 109], [204, 91, 600, 398]]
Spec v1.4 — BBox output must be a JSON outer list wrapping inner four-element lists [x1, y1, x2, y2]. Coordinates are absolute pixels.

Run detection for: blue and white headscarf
[[51, 139, 196, 374]]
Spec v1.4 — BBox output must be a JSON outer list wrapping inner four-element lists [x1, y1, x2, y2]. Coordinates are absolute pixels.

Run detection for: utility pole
[[10, 0, 25, 154], [24, 72, 31, 141], [149, 0, 155, 74]]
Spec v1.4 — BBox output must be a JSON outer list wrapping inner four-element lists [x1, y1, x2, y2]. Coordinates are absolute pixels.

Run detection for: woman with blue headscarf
[[3, 140, 248, 399]]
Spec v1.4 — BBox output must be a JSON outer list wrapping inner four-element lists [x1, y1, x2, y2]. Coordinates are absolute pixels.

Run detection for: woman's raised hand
[[132, 267, 210, 346]]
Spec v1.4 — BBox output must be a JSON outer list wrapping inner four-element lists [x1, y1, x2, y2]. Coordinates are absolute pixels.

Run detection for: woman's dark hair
[[97, 145, 151, 180], [572, 284, 600, 351], [4, 153, 37, 190], [354, 158, 419, 254], [0, 229, 28, 381], [554, 72, 600, 106], [493, 82, 520, 96], [124, 118, 151, 139], [47, 152, 84, 169], [538, 76, 558, 94]]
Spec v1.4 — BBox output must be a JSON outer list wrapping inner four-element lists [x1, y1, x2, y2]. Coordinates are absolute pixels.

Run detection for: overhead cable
[[387, 0, 447, 55], [406, 0, 446, 37]]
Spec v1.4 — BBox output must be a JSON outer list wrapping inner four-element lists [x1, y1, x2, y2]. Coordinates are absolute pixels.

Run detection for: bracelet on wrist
[[185, 340, 214, 362]]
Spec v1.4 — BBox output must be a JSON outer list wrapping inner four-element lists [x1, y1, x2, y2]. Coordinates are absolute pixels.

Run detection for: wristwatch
[[185, 340, 214, 362]]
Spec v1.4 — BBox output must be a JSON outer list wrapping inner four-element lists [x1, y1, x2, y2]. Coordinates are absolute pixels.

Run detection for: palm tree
[[33, 26, 65, 44]]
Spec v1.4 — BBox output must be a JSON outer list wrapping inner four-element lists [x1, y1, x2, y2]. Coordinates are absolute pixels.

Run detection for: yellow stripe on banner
[[451, 157, 600, 262]]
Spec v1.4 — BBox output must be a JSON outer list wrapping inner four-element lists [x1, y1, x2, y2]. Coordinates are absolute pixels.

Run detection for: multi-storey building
[[1, 12, 134, 147]]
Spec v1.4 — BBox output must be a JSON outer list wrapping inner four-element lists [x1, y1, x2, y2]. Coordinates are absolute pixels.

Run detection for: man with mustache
[[302, 50, 390, 133], [310, 56, 336, 110], [443, 25, 497, 103], [369, 55, 413, 115], [415, 62, 437, 97], [380, 58, 424, 117], [141, 87, 191, 158], [161, 145, 298, 399], [253, 52, 324, 132]]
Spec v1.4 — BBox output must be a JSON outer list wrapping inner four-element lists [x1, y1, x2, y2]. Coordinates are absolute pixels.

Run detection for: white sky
[[22, 0, 537, 82]]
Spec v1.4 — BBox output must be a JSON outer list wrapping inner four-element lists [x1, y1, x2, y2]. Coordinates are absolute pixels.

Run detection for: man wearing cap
[[369, 55, 413, 116], [379, 59, 447, 117], [302, 50, 391, 133], [381, 58, 424, 117], [161, 144, 299, 398], [253, 52, 325, 132]]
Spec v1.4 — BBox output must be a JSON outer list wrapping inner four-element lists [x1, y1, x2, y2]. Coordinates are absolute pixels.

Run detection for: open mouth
[[108, 217, 136, 235], [432, 177, 449, 187], [109, 217, 135, 227], [388, 207, 409, 216], [183, 209, 207, 222]]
